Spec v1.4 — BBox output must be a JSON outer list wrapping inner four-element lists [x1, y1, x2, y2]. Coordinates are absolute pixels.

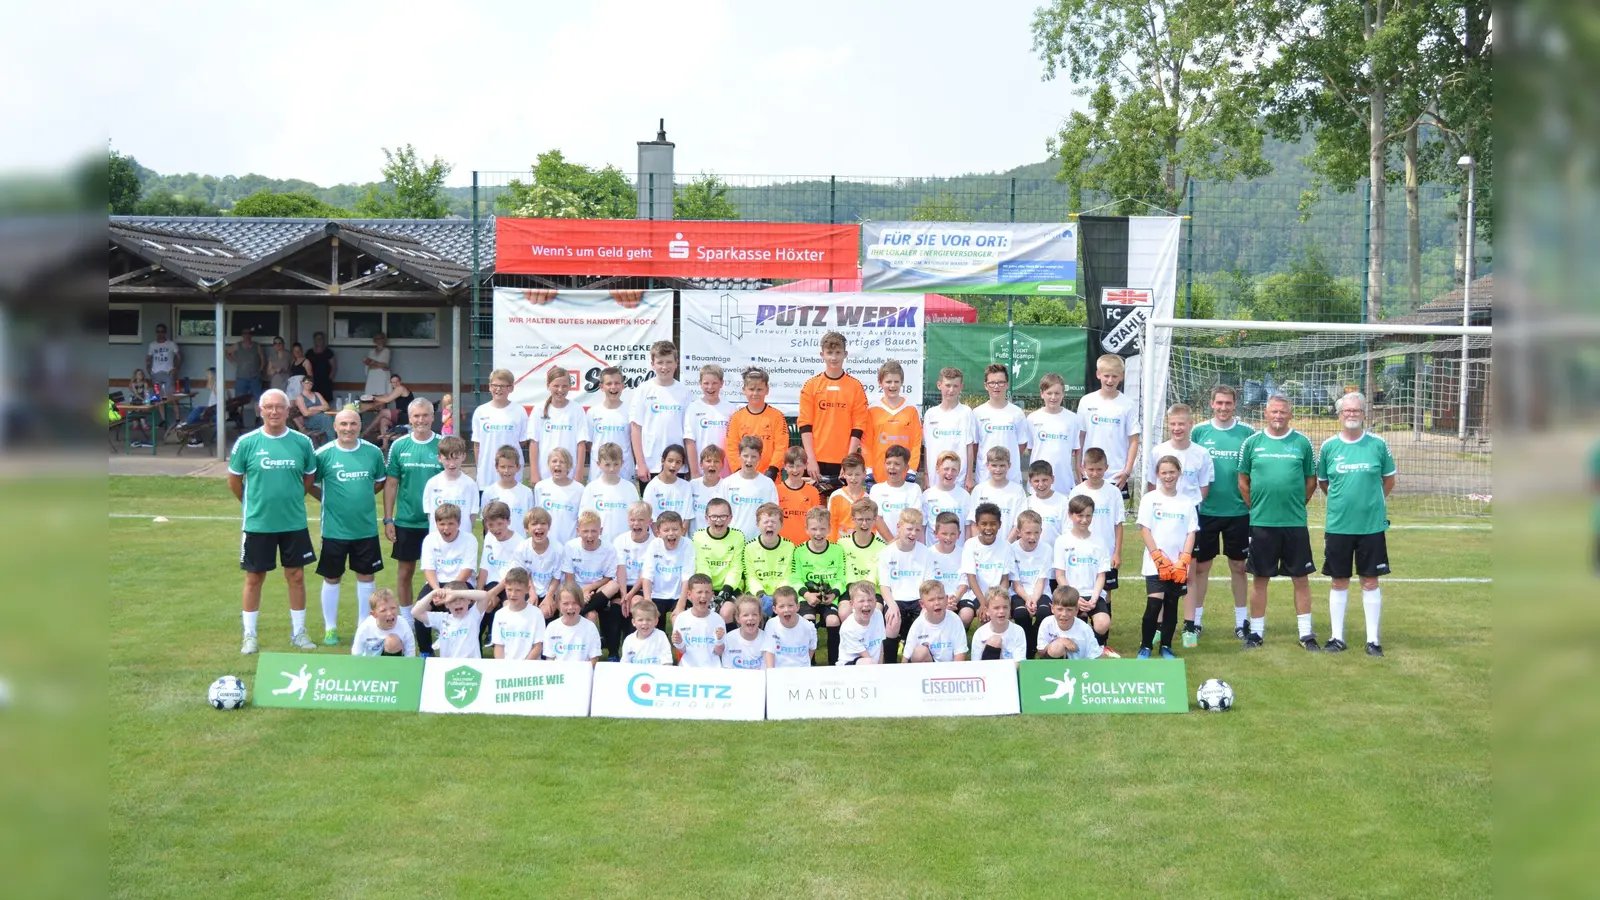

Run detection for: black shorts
[[1144, 575, 1188, 597], [240, 529, 316, 573], [1010, 594, 1050, 617], [799, 601, 838, 621], [583, 586, 622, 616], [1195, 514, 1251, 562], [956, 595, 982, 613], [1076, 594, 1112, 622], [1246, 525, 1316, 578], [315, 536, 384, 579], [390, 525, 428, 562], [652, 597, 677, 622], [895, 599, 921, 633], [1104, 567, 1119, 591], [1321, 532, 1391, 579]]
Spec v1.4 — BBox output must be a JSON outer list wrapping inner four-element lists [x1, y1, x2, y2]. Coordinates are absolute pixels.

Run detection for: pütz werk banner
[[588, 663, 765, 721], [496, 219, 858, 279], [680, 291, 924, 415], [1017, 658, 1187, 714], [861, 221, 1078, 295], [492, 288, 673, 411], [253, 653, 423, 712], [766, 660, 1022, 720], [419, 659, 593, 717]]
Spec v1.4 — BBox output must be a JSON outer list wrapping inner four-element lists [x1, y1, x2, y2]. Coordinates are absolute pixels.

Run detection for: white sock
[[289, 607, 306, 634], [1328, 589, 1349, 642], [1193, 607, 1204, 628], [1250, 616, 1265, 638], [242, 610, 259, 637], [1363, 587, 1382, 645], [320, 583, 340, 631], [400, 605, 415, 627], [356, 581, 375, 622], [1235, 606, 1248, 629], [1296, 612, 1313, 639]]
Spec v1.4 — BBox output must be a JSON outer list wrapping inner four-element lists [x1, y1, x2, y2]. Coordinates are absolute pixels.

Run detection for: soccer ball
[[1196, 678, 1234, 712], [208, 675, 248, 710]]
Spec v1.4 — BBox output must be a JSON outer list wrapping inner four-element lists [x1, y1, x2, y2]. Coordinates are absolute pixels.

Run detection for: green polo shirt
[[314, 439, 386, 540], [1238, 428, 1316, 528], [386, 432, 442, 530], [229, 427, 316, 533]]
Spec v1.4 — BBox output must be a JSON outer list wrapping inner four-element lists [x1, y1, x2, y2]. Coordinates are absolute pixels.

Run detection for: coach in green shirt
[[383, 398, 443, 621], [228, 388, 318, 655], [309, 409, 387, 647], [1317, 392, 1396, 657], [1237, 394, 1318, 651], [1190, 384, 1255, 640]]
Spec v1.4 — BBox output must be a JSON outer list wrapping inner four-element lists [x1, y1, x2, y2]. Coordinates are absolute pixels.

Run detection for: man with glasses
[[1316, 392, 1396, 657]]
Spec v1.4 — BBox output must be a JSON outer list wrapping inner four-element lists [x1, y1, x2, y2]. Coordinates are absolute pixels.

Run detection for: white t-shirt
[[1068, 481, 1125, 564], [1136, 490, 1200, 576], [640, 537, 695, 599], [630, 378, 691, 473], [972, 402, 1032, 483], [877, 541, 933, 605], [531, 402, 592, 474], [642, 477, 693, 525], [765, 617, 818, 667], [902, 612, 967, 662], [869, 481, 922, 534], [1078, 390, 1141, 477], [687, 476, 729, 535], [542, 617, 603, 661], [512, 540, 566, 598], [927, 544, 966, 600], [491, 603, 546, 660], [1038, 614, 1100, 659], [424, 606, 483, 659], [422, 472, 480, 534], [471, 402, 530, 478], [1010, 541, 1054, 594], [421, 530, 478, 585], [620, 628, 673, 665], [563, 538, 618, 587], [351, 615, 418, 656], [581, 477, 639, 542], [971, 479, 1026, 539], [838, 612, 885, 665], [480, 482, 534, 536], [533, 479, 584, 546], [1027, 407, 1082, 488], [1053, 531, 1111, 596], [724, 472, 779, 537], [147, 339, 180, 375], [970, 620, 1027, 661], [1144, 440, 1216, 507], [588, 403, 637, 481], [960, 538, 1013, 595], [722, 628, 774, 669], [478, 531, 522, 586], [922, 404, 978, 483], [683, 398, 737, 474], [613, 533, 653, 587], [920, 484, 972, 548], [1024, 491, 1073, 549], [672, 610, 725, 668], [363, 345, 391, 396]]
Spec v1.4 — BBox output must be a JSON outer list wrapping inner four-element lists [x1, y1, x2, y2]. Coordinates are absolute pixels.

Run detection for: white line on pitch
[[1208, 576, 1491, 583]]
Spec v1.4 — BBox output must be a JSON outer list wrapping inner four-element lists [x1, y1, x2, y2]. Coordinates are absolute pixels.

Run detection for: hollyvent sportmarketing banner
[[861, 221, 1078, 295], [492, 288, 674, 410], [253, 654, 423, 712], [496, 219, 859, 279]]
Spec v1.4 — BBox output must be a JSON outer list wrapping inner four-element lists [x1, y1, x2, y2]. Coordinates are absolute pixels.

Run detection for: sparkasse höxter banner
[[496, 219, 859, 280], [861, 221, 1078, 295]]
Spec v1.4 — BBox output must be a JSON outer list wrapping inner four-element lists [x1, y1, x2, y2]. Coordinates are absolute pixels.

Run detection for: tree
[[134, 190, 221, 217], [1246, 247, 1362, 324], [109, 149, 141, 214], [910, 193, 975, 222], [1011, 296, 1089, 327], [1031, 0, 1271, 213], [356, 144, 452, 218], [229, 191, 349, 218], [674, 172, 740, 220], [498, 150, 636, 218]]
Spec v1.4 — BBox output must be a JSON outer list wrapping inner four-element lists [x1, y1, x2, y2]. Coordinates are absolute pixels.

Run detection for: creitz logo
[[923, 676, 986, 696], [1067, 552, 1098, 568], [260, 458, 300, 469], [334, 469, 369, 483], [669, 233, 690, 259], [627, 672, 734, 706], [595, 499, 631, 510], [1334, 460, 1375, 473], [932, 426, 963, 439], [649, 402, 684, 415], [1090, 414, 1121, 426]]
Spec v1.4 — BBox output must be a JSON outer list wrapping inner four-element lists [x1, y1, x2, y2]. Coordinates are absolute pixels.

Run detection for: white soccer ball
[[208, 675, 248, 710], [1196, 678, 1234, 712]]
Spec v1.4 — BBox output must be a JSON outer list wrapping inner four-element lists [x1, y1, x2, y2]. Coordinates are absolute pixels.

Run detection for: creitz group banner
[[419, 659, 593, 717], [861, 221, 1078, 295], [766, 660, 1022, 720], [491, 288, 674, 411], [679, 291, 925, 415], [496, 219, 859, 279], [925, 324, 1089, 401], [588, 663, 766, 721]]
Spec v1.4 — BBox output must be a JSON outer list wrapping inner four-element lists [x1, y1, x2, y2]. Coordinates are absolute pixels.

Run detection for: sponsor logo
[[752, 304, 918, 328], [1333, 459, 1377, 474], [444, 666, 482, 709], [1088, 413, 1123, 426], [785, 683, 880, 702], [627, 672, 735, 708], [260, 457, 301, 469], [669, 233, 690, 259], [923, 676, 986, 696], [709, 293, 746, 342]]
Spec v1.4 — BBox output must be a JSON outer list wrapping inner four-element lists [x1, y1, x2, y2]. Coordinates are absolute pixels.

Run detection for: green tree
[[910, 193, 975, 222], [1011, 296, 1089, 327], [498, 150, 635, 218], [133, 190, 221, 216], [1246, 247, 1361, 324], [109, 149, 142, 214], [356, 144, 453, 218], [1031, 0, 1271, 213], [229, 191, 349, 218], [674, 172, 739, 220]]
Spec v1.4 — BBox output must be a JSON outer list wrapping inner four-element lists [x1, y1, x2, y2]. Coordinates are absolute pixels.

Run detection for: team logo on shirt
[[1150, 507, 1187, 521], [930, 425, 965, 440], [444, 666, 482, 709], [648, 401, 685, 416], [1035, 427, 1072, 442], [980, 420, 1014, 435], [627, 672, 734, 707], [259, 457, 301, 470], [1064, 551, 1100, 569], [1088, 413, 1123, 426], [1332, 458, 1378, 474], [594, 498, 632, 513], [481, 422, 519, 433]]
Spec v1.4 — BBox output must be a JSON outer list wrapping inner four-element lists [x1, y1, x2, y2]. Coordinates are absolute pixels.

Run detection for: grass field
[[109, 476, 1492, 899]]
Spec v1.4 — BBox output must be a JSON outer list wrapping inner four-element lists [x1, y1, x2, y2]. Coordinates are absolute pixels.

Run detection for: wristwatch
[[383, 517, 395, 524]]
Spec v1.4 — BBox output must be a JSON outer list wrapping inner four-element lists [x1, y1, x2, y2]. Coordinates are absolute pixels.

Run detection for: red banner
[[495, 219, 860, 279]]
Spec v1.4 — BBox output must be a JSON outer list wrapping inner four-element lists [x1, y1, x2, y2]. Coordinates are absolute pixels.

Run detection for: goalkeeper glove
[[1171, 551, 1192, 584], [1151, 549, 1174, 581]]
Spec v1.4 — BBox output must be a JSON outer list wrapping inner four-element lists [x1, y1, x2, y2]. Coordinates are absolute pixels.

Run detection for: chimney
[[636, 118, 675, 220]]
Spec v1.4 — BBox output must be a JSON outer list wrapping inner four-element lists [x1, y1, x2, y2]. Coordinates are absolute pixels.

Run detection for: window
[[110, 305, 141, 343], [329, 307, 440, 347], [171, 305, 288, 344]]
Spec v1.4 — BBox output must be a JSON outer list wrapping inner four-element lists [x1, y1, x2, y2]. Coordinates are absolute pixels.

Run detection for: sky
[[5, 0, 1085, 186]]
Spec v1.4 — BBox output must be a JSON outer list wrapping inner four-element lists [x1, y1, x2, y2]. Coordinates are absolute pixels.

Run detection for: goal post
[[1140, 317, 1493, 520]]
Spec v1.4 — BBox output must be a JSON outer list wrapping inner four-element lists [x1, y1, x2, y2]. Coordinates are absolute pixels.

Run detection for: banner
[[766, 661, 1022, 720], [419, 659, 593, 717], [492, 288, 674, 410], [589, 663, 765, 721], [496, 219, 858, 279], [861, 221, 1077, 295], [1079, 216, 1182, 436], [924, 324, 1088, 401], [680, 291, 924, 415], [1017, 659, 1187, 714], [253, 653, 423, 712]]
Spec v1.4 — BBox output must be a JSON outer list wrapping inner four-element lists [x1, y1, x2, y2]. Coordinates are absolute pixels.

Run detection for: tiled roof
[[110, 215, 496, 271], [1390, 274, 1492, 325]]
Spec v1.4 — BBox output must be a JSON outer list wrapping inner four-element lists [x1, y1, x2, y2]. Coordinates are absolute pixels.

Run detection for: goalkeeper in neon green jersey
[[790, 505, 848, 664], [839, 495, 887, 597], [692, 497, 746, 625], [743, 502, 794, 617]]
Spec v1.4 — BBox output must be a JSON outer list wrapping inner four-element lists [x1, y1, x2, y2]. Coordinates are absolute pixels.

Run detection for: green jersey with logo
[[743, 536, 794, 596], [228, 427, 316, 533], [1192, 419, 1255, 517], [840, 533, 886, 589], [790, 541, 847, 599], [1238, 428, 1316, 528], [314, 440, 386, 540], [1317, 433, 1396, 535], [693, 527, 746, 590], [386, 432, 442, 530]]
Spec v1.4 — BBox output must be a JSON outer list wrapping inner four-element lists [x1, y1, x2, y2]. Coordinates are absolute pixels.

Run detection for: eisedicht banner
[[419, 659, 593, 717], [680, 291, 924, 415], [253, 653, 423, 712], [496, 219, 858, 280], [861, 221, 1077, 295], [766, 660, 1022, 720], [589, 663, 765, 721], [492, 288, 673, 410], [925, 323, 1089, 401], [1017, 658, 1187, 714]]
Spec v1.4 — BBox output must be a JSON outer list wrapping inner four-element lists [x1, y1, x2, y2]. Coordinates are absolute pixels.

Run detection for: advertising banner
[[492, 288, 674, 410], [765, 660, 1022, 720], [589, 663, 765, 721], [861, 221, 1077, 295], [496, 219, 859, 279], [253, 653, 423, 712], [680, 290, 924, 415], [1017, 658, 1187, 714], [924, 324, 1089, 400], [419, 659, 593, 717]]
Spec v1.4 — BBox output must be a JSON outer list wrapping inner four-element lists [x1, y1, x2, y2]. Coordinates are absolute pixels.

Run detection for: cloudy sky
[[7, 0, 1084, 185]]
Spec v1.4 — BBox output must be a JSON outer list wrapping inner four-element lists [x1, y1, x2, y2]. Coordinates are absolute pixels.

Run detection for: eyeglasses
[[985, 381, 1007, 388], [489, 383, 512, 391]]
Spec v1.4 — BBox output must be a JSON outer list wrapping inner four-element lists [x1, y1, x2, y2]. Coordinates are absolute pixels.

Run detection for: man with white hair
[[1317, 392, 1396, 657], [383, 397, 443, 631], [1237, 394, 1319, 651], [228, 388, 318, 654], [308, 409, 387, 646]]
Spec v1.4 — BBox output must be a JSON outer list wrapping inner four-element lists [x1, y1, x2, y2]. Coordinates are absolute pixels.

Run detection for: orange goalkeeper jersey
[[777, 478, 822, 545], [828, 486, 869, 543], [798, 371, 869, 466], [726, 403, 788, 475], [863, 397, 922, 478]]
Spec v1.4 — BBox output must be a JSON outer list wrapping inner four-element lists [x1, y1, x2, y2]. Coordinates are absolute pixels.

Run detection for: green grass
[[110, 476, 1491, 899]]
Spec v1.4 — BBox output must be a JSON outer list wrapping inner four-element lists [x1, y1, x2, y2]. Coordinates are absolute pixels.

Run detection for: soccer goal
[[1141, 317, 1493, 520]]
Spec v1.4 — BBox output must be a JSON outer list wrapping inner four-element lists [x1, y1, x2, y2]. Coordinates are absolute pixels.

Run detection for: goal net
[[1145, 319, 1493, 520]]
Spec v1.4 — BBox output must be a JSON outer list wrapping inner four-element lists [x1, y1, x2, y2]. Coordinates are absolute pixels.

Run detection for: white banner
[[1129, 217, 1181, 451], [419, 659, 593, 717], [680, 291, 924, 415], [491, 288, 674, 410], [588, 663, 766, 721], [765, 660, 1021, 720]]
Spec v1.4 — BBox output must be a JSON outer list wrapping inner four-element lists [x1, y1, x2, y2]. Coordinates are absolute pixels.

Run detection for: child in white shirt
[[682, 362, 736, 479], [541, 584, 603, 662], [671, 575, 726, 668], [619, 599, 673, 665], [902, 581, 968, 663], [721, 595, 775, 669], [351, 588, 418, 657], [533, 447, 584, 546], [969, 588, 1027, 661]]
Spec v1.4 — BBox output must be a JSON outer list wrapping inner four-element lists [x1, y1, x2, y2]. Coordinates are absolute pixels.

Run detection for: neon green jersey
[[693, 527, 746, 591], [839, 533, 886, 589], [743, 535, 795, 597], [789, 541, 847, 599]]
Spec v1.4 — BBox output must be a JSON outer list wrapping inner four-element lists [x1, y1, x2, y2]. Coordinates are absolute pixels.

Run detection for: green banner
[[254, 653, 424, 712], [924, 324, 1088, 399], [1018, 659, 1187, 714]]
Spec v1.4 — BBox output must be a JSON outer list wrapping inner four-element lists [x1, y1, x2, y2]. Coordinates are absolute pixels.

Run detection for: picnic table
[[115, 394, 191, 455]]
